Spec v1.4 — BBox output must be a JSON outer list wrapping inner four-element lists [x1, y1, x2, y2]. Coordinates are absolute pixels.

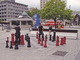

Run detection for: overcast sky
[[16, 0, 80, 11]]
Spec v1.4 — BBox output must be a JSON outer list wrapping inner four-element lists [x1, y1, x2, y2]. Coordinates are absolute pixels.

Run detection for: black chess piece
[[6, 40, 9, 48], [49, 34, 52, 41], [25, 34, 31, 47], [27, 37, 31, 47], [14, 40, 19, 49], [10, 41, 13, 49], [52, 31, 56, 42]]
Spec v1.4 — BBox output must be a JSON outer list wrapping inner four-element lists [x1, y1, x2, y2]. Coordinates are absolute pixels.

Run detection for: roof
[[7, 18, 33, 21], [22, 11, 28, 16], [0, 1, 28, 7], [18, 11, 32, 19]]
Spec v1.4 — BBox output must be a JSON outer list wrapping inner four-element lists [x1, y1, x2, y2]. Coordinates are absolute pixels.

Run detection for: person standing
[[49, 25, 52, 41], [15, 24, 21, 45], [38, 23, 44, 39], [29, 26, 32, 32], [49, 25, 52, 35], [58, 23, 61, 29]]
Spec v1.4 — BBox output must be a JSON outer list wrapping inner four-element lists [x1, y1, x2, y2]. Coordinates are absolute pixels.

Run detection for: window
[[12, 21, 20, 25], [21, 21, 26, 25]]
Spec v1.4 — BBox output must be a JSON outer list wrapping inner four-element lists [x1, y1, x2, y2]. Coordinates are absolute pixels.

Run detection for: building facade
[[0, 1, 28, 21], [0, 0, 15, 2], [40, 0, 67, 9]]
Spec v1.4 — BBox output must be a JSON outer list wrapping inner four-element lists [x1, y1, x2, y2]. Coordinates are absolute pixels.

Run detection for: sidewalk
[[0, 28, 80, 60]]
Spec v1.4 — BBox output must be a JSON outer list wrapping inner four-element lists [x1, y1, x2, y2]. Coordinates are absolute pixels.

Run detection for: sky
[[16, 0, 80, 11]]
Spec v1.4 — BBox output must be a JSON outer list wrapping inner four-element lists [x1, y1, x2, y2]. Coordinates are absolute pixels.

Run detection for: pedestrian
[[38, 23, 44, 39], [49, 25, 52, 41], [58, 23, 61, 29], [6, 24, 10, 32], [15, 23, 21, 45], [29, 26, 32, 32], [49, 25, 52, 35]]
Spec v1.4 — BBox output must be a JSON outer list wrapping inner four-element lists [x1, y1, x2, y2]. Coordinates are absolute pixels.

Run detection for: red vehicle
[[44, 21, 61, 26], [43, 20, 64, 29]]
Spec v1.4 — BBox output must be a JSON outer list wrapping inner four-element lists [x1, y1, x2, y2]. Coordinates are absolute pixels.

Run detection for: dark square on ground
[[52, 51, 68, 57]]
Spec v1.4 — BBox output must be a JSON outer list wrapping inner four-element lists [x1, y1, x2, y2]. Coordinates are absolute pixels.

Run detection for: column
[[20, 21, 21, 28], [26, 21, 28, 25], [10, 21, 12, 28]]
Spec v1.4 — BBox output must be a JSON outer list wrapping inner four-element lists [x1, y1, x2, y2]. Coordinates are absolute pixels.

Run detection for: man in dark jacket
[[38, 23, 44, 39], [15, 24, 21, 45]]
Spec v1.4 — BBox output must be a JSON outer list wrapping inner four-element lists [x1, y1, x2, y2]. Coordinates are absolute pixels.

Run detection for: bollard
[[10, 41, 13, 49], [44, 34, 47, 48], [14, 40, 19, 49], [64, 37, 66, 44], [6, 37, 9, 48], [56, 36, 59, 46], [36, 32, 38, 39], [60, 38, 63, 45], [20, 35, 25, 45], [11, 33, 14, 45]]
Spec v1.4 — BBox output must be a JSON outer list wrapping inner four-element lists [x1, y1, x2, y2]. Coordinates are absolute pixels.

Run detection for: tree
[[26, 11, 32, 17], [63, 9, 73, 20], [40, 0, 72, 20], [26, 9, 40, 17]]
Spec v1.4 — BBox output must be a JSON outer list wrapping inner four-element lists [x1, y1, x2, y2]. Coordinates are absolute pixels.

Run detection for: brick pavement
[[0, 27, 80, 60]]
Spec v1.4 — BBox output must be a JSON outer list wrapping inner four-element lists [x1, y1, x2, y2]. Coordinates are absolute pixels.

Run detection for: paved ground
[[0, 26, 80, 60]]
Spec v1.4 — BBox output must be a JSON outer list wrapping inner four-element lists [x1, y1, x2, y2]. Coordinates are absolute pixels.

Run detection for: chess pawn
[[25, 34, 31, 47], [10, 41, 13, 49], [6, 37, 9, 48], [52, 31, 56, 42], [49, 34, 52, 41]]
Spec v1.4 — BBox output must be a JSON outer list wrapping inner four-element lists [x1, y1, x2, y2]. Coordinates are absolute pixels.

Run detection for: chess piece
[[49, 34, 52, 41], [25, 34, 31, 47], [6, 37, 9, 48], [52, 31, 56, 42], [14, 40, 19, 49], [10, 41, 13, 49]]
